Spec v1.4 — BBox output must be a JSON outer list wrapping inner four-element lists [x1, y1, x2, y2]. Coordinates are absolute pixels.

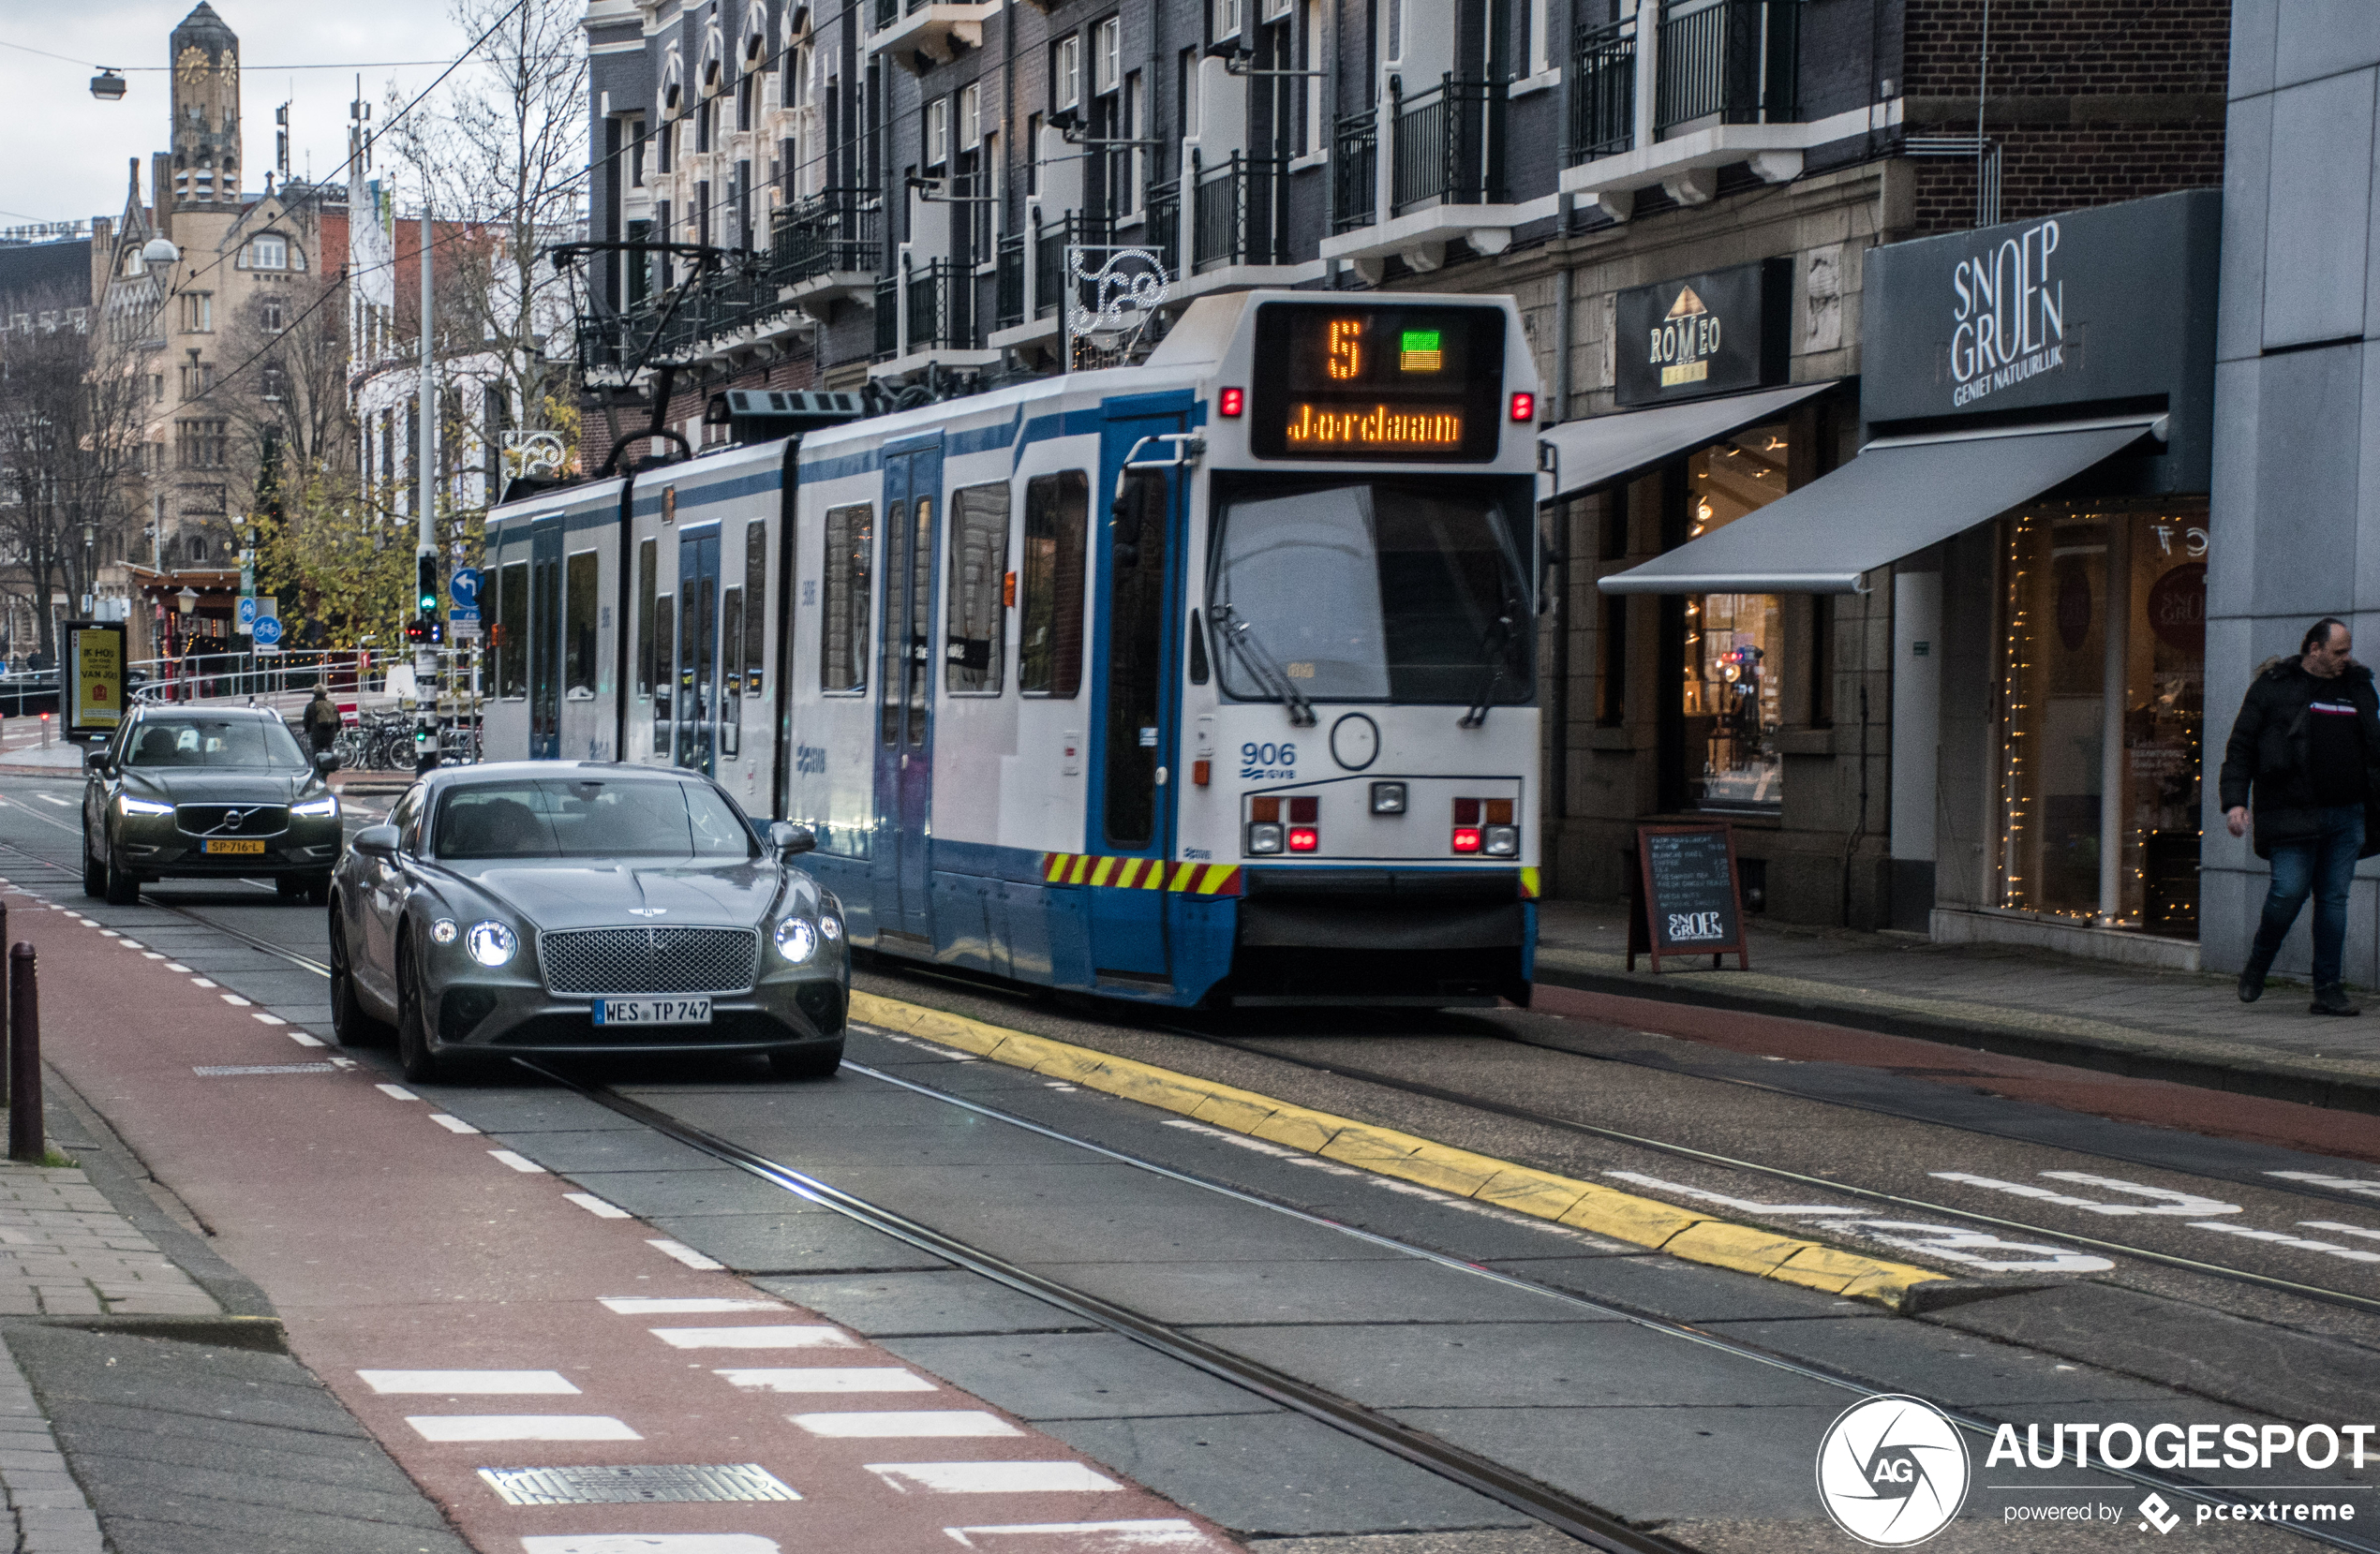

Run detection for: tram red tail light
[[1510, 392, 1536, 422], [1451, 827, 1483, 853], [1220, 387, 1245, 418], [1287, 826, 1320, 852]]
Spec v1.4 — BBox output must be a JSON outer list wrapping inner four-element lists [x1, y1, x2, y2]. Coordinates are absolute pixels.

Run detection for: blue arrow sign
[[451, 568, 483, 609]]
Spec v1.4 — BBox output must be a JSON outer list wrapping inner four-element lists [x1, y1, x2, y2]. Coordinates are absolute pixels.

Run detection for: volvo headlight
[[117, 795, 173, 817], [291, 793, 339, 818], [773, 917, 820, 965], [464, 921, 516, 968]]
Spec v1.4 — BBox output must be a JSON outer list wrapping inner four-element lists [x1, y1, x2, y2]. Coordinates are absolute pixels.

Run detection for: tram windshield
[[1210, 481, 1532, 705]]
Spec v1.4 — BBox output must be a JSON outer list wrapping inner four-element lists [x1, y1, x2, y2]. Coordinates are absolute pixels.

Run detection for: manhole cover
[[476, 1464, 801, 1505], [192, 1064, 338, 1077]]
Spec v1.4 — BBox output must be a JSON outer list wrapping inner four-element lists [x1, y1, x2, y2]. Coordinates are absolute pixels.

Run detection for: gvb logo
[[1817, 1396, 1971, 1547]]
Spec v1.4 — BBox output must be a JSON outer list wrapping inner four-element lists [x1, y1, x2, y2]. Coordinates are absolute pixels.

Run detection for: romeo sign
[[1614, 259, 1792, 407]]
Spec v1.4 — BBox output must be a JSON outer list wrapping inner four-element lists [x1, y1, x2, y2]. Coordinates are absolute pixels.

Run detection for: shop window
[[1995, 506, 2207, 934], [1679, 422, 1791, 811]]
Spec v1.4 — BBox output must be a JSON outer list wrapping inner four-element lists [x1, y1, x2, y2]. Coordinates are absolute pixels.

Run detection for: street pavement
[[0, 773, 2373, 1552]]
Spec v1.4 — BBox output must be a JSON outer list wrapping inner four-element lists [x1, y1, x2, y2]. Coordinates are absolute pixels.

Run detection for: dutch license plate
[[593, 997, 713, 1027], [203, 839, 266, 855]]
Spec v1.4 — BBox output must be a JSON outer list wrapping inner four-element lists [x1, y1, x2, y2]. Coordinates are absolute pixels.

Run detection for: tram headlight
[[1369, 781, 1406, 815], [1482, 825, 1520, 857], [1246, 822, 1285, 855]]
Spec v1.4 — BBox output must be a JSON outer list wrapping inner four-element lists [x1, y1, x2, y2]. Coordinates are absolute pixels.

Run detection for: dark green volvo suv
[[82, 706, 343, 905]]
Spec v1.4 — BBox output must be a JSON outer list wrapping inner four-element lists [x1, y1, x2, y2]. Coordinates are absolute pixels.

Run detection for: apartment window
[[697, 98, 713, 154], [660, 119, 675, 173], [1093, 17, 1122, 96], [1027, 112, 1044, 194], [1053, 35, 1082, 114], [247, 235, 288, 270], [176, 420, 229, 469], [737, 72, 755, 133], [150, 374, 164, 404], [945, 481, 1010, 694], [259, 294, 285, 332], [1213, 0, 1242, 42], [927, 96, 951, 168], [959, 82, 982, 150], [1302, 0, 1323, 151], [629, 116, 647, 185], [1179, 50, 1201, 136], [1019, 472, 1087, 698], [821, 502, 873, 693], [180, 293, 213, 333], [1121, 72, 1144, 215], [564, 550, 600, 696], [179, 363, 216, 400], [743, 520, 766, 695]]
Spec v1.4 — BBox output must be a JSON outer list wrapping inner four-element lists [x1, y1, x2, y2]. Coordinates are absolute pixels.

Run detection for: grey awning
[[1596, 413, 2168, 595], [1538, 381, 1837, 502]]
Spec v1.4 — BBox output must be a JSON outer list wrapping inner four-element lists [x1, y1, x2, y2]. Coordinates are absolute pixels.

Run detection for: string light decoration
[[1997, 515, 2032, 909]]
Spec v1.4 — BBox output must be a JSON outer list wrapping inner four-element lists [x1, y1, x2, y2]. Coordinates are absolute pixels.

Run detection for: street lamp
[[90, 70, 126, 102], [141, 237, 178, 268], [175, 585, 198, 615], [81, 523, 95, 615]]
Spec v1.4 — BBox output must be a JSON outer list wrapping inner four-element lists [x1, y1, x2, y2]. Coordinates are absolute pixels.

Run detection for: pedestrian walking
[[2220, 617, 2380, 1014], [302, 686, 340, 759]]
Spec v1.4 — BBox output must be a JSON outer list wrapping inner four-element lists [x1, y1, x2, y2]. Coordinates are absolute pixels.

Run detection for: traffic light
[[403, 614, 444, 645], [416, 554, 439, 615]]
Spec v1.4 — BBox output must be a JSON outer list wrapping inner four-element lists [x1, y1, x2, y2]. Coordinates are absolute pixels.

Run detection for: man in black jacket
[[2220, 617, 2380, 1014]]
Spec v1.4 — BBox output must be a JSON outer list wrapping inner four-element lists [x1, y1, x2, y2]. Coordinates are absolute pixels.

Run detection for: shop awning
[[1596, 413, 2168, 595], [1538, 381, 1837, 503]]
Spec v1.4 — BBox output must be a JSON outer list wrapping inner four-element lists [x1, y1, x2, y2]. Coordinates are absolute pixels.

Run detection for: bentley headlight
[[430, 918, 458, 945], [818, 913, 843, 943], [292, 793, 339, 818], [464, 921, 516, 968], [773, 917, 820, 965], [117, 795, 173, 817]]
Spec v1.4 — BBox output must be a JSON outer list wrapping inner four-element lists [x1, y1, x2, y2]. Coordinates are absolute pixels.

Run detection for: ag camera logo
[[1817, 1395, 1971, 1547]]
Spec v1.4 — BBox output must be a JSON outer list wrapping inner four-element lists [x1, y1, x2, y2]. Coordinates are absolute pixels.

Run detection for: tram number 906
[[1242, 742, 1297, 781]]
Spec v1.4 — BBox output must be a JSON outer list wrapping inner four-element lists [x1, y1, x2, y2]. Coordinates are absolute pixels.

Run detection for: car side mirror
[[314, 751, 341, 775], [769, 821, 816, 856], [83, 749, 112, 776], [352, 824, 400, 859]]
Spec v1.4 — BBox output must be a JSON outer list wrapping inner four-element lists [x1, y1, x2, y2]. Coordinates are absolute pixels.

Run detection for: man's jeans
[[2251, 805, 2367, 987]]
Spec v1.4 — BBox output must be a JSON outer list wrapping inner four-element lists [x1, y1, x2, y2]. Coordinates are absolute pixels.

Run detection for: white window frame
[[1261, 0, 1289, 22], [1053, 34, 1082, 112], [1093, 17, 1122, 96], [1213, 0, 1242, 42], [927, 96, 951, 168], [959, 81, 982, 150], [248, 234, 289, 271]]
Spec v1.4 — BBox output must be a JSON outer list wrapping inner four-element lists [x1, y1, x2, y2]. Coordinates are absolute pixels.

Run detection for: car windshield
[[434, 777, 757, 861], [1209, 481, 1533, 704], [125, 718, 310, 769]]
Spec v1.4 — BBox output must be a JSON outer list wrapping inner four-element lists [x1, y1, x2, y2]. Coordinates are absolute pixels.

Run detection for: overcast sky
[[1, 1, 484, 229]]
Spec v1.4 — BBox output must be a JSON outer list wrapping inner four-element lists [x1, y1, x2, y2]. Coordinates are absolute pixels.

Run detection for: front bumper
[[116, 811, 343, 877], [424, 960, 851, 1058]]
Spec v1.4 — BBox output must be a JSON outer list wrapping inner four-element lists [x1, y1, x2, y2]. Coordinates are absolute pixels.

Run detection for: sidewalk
[[1532, 900, 2380, 1115]]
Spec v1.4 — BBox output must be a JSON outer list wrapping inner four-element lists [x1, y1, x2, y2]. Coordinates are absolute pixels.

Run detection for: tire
[[394, 933, 443, 1082], [328, 913, 391, 1049], [81, 829, 104, 898], [305, 873, 333, 908], [767, 1041, 843, 1081], [103, 851, 140, 907], [275, 874, 308, 900]]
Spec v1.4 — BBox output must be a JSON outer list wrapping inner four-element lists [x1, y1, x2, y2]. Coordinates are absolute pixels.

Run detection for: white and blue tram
[[483, 290, 1543, 1007]]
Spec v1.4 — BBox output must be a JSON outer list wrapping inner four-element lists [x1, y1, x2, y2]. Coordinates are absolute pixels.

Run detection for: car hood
[[121, 767, 320, 807], [445, 859, 796, 930]]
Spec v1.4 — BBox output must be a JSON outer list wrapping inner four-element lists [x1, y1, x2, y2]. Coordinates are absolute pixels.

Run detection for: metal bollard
[[8, 943, 37, 1163], [0, 899, 9, 1112]]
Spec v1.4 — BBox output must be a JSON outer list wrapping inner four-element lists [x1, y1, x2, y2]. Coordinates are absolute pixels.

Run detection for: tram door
[[1090, 408, 1186, 980], [675, 526, 721, 777], [528, 519, 563, 759], [873, 440, 942, 946]]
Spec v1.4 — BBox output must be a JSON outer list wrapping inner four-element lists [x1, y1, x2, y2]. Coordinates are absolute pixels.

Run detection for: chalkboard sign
[[1628, 823, 1751, 973]]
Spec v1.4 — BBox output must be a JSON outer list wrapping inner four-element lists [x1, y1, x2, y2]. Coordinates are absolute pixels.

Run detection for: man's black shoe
[[2310, 984, 2362, 1016], [2239, 965, 2267, 1002]]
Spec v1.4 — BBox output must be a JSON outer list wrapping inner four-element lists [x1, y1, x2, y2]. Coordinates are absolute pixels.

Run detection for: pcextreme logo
[[1817, 1395, 1972, 1547]]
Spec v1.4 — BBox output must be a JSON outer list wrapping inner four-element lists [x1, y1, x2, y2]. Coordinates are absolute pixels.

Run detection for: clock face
[[176, 46, 209, 90]]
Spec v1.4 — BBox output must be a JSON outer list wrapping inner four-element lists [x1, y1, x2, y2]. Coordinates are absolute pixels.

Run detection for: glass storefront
[[1681, 423, 1791, 810], [1994, 503, 2207, 933]]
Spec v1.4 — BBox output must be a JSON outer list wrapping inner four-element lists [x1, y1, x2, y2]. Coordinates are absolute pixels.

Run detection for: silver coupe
[[329, 762, 848, 1082]]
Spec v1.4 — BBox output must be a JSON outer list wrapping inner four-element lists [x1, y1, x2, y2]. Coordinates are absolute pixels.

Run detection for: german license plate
[[203, 839, 266, 855], [593, 997, 712, 1027]]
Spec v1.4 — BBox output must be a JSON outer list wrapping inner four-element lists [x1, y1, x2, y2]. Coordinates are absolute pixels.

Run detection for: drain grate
[[475, 1463, 801, 1506], [192, 1063, 339, 1077]]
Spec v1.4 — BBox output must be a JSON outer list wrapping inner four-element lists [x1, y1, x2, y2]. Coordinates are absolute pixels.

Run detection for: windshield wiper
[[1208, 603, 1316, 728], [1458, 595, 1523, 730]]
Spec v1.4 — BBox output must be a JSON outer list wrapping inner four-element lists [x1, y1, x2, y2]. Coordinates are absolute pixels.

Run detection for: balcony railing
[[1034, 213, 1108, 319], [575, 259, 786, 377], [1332, 111, 1377, 232], [1654, 0, 1800, 138], [1145, 178, 1181, 274], [872, 0, 899, 28], [900, 258, 971, 355], [1391, 75, 1506, 215], [1192, 154, 1287, 273], [1568, 18, 1636, 165], [770, 189, 882, 287], [994, 231, 1027, 332]]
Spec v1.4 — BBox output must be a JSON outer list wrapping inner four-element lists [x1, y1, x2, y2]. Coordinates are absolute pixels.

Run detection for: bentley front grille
[[175, 805, 290, 836], [539, 926, 759, 995]]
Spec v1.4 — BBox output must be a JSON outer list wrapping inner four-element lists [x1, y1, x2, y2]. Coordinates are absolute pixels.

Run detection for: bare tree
[[0, 292, 151, 664]]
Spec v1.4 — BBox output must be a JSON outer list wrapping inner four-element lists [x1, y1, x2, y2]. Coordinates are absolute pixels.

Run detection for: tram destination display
[[1249, 303, 1506, 461], [1628, 822, 1751, 973]]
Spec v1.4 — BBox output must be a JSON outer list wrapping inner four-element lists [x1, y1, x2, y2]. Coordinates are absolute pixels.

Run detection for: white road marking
[[119, 940, 141, 949], [716, 1368, 935, 1393], [943, 1522, 1224, 1552], [599, 1296, 783, 1314], [2304, 1221, 2380, 1243], [191, 978, 216, 987], [376, 1084, 419, 1101], [359, 1369, 579, 1395], [521, 1537, 782, 1554], [2269, 1170, 2380, 1199], [164, 963, 189, 972], [32, 795, 67, 807], [649, 1325, 856, 1350], [141, 952, 164, 959], [219, 993, 252, 1007], [1932, 1171, 2239, 1218], [566, 1192, 632, 1219], [428, 1115, 481, 1134], [2191, 1221, 2380, 1263], [646, 1240, 726, 1271], [406, 1414, 640, 1442], [288, 1031, 325, 1047], [794, 1411, 1019, 1438], [1604, 1170, 1861, 1216], [488, 1149, 547, 1174], [99, 930, 119, 939], [252, 1012, 288, 1026], [868, 1462, 1120, 1495]]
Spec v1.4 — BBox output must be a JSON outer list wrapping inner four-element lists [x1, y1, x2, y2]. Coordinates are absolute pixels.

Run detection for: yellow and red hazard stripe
[[1040, 852, 1243, 895]]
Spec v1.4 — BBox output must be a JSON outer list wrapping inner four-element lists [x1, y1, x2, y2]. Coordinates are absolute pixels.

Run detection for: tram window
[[564, 551, 600, 697], [945, 481, 1010, 694], [635, 539, 657, 698], [651, 595, 675, 752], [743, 521, 766, 695], [497, 560, 529, 699], [1019, 471, 1087, 698], [721, 586, 744, 749], [821, 502, 872, 693], [1187, 607, 1210, 684], [1103, 470, 1168, 851]]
